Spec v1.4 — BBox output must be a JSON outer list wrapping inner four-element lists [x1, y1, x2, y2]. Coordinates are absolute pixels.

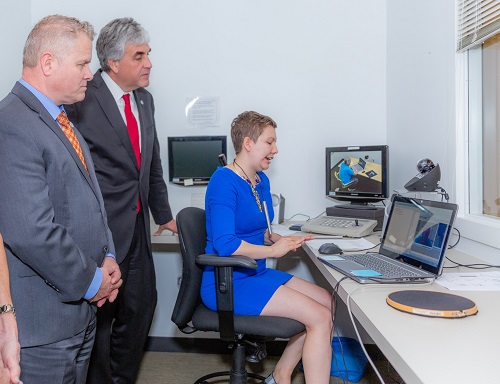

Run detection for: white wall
[[2, 0, 458, 217], [386, 0, 456, 197], [29, 0, 388, 219], [1, 0, 458, 337], [0, 0, 30, 97]]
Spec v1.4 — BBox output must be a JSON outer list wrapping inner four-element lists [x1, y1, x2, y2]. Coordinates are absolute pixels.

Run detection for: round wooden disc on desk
[[386, 290, 478, 318]]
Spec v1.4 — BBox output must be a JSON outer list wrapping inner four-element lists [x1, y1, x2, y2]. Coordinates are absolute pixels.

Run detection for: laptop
[[318, 195, 458, 283], [351, 158, 366, 172]]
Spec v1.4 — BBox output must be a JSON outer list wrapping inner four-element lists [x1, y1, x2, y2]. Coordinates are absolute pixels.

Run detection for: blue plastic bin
[[300, 337, 368, 383]]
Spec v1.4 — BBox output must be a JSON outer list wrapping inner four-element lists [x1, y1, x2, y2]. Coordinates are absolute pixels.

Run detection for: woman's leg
[[284, 276, 333, 310], [260, 277, 333, 384]]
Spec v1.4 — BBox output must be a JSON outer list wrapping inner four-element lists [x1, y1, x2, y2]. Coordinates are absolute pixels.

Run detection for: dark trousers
[[21, 308, 96, 384], [86, 214, 157, 384]]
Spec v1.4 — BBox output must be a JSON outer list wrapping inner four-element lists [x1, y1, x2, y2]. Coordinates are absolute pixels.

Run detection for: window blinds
[[457, 0, 500, 52]]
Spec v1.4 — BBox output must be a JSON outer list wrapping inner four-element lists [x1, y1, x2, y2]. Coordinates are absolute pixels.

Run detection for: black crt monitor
[[326, 145, 389, 208], [168, 136, 227, 185]]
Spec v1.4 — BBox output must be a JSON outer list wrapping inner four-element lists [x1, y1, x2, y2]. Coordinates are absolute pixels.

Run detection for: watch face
[[0, 304, 15, 315]]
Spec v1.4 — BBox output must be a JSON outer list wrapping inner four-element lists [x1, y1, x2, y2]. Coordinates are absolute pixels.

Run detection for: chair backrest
[[334, 171, 345, 187], [171, 207, 207, 332], [335, 170, 352, 188]]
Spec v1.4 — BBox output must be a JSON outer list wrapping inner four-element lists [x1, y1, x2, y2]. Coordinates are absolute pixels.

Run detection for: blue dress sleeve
[[205, 168, 243, 256]]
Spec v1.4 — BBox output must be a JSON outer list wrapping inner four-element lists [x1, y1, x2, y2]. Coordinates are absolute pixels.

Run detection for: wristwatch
[[0, 304, 15, 316]]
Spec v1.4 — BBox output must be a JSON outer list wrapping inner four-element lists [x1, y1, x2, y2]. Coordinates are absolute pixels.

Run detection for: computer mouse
[[318, 243, 343, 255]]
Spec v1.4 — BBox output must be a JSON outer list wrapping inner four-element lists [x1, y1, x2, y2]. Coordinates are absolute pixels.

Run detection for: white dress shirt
[[101, 71, 142, 150]]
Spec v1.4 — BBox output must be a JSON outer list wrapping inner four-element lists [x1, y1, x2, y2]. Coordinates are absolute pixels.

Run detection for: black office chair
[[171, 207, 305, 384]]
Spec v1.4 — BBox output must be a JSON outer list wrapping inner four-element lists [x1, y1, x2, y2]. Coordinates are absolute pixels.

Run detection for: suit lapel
[[93, 72, 140, 171], [11, 82, 95, 188]]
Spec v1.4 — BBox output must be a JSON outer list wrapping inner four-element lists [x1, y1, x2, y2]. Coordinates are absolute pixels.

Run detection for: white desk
[[150, 219, 179, 245], [302, 237, 500, 384], [150, 219, 500, 382]]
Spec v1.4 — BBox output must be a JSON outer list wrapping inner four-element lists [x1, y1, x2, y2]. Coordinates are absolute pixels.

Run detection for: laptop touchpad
[[337, 260, 367, 270]]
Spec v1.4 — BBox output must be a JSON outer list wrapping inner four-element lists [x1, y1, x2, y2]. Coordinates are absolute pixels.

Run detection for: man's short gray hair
[[23, 14, 95, 68], [96, 18, 150, 72]]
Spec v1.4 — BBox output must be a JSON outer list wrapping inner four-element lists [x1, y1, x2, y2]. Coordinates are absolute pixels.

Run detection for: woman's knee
[[319, 288, 334, 309], [305, 305, 332, 331]]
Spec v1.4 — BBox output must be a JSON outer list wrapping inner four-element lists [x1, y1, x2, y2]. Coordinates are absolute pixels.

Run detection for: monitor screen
[[325, 145, 389, 205], [168, 136, 227, 185]]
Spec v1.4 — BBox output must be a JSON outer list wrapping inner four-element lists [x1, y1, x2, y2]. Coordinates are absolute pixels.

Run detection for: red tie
[[123, 93, 141, 168], [123, 93, 141, 213]]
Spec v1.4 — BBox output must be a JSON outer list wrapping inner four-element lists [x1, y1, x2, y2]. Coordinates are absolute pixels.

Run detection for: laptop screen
[[380, 196, 458, 275]]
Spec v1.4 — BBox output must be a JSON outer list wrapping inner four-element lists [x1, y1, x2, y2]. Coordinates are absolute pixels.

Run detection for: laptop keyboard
[[352, 165, 362, 172], [345, 253, 421, 277]]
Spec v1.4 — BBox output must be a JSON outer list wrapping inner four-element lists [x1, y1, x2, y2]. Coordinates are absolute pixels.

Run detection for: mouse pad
[[386, 290, 478, 318], [365, 170, 377, 178]]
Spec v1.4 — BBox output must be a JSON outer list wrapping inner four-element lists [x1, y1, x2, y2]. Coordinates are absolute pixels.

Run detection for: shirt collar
[[18, 78, 64, 120], [101, 71, 133, 103]]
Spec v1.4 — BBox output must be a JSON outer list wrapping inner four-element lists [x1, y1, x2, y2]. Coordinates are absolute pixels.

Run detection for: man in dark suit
[[0, 15, 122, 384], [66, 18, 177, 384]]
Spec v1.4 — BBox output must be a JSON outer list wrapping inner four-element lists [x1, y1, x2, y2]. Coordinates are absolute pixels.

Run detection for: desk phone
[[300, 216, 377, 238]]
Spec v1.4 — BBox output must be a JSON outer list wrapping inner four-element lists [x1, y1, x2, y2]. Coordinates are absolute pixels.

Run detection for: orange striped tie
[[56, 111, 88, 172]]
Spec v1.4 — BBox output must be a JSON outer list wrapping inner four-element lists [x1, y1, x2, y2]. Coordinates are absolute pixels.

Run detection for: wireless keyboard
[[300, 216, 377, 238]]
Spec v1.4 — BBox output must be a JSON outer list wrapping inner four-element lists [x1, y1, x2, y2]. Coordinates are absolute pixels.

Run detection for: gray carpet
[[136, 351, 404, 383]]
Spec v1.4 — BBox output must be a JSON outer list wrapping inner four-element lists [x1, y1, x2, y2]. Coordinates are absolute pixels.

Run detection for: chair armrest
[[196, 254, 257, 270], [196, 254, 257, 342]]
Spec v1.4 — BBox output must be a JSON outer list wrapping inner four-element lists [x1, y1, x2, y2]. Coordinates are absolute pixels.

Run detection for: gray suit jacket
[[0, 82, 115, 347], [66, 70, 173, 263]]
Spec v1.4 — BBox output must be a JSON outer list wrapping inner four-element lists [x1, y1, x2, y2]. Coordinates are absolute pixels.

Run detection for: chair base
[[195, 371, 266, 384], [243, 338, 267, 363], [194, 344, 266, 384]]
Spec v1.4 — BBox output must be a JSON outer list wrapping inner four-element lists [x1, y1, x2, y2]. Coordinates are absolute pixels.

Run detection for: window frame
[[455, 44, 500, 250]]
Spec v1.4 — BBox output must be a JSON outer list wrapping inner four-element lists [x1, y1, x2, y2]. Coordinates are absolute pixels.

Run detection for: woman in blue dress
[[201, 111, 333, 384]]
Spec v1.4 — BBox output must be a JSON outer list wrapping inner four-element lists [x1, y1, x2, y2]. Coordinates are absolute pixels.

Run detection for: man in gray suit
[[0, 15, 122, 384], [66, 18, 176, 383]]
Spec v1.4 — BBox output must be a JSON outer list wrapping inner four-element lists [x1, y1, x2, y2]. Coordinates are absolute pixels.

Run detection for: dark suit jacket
[[0, 82, 115, 347], [66, 70, 173, 263]]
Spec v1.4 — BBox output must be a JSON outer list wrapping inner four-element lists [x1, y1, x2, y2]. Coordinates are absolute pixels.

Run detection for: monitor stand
[[326, 203, 385, 231]]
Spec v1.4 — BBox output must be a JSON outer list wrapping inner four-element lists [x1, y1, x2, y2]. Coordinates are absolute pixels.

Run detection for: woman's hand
[[268, 234, 314, 258], [291, 234, 314, 242]]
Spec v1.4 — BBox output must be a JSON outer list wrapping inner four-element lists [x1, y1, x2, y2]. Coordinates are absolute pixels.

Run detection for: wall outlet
[[191, 193, 205, 209]]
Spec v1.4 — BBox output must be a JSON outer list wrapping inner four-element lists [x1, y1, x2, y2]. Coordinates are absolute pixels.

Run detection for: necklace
[[233, 160, 262, 212]]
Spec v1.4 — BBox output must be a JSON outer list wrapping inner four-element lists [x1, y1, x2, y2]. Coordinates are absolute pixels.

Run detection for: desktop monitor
[[326, 145, 389, 207], [168, 135, 227, 185]]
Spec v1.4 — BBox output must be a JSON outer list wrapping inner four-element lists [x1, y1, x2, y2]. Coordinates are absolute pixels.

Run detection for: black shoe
[[245, 340, 267, 363]]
